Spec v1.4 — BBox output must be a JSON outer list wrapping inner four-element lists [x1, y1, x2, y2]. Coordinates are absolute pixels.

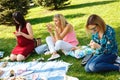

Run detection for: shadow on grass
[[27, 15, 52, 25], [27, 13, 86, 25], [65, 13, 85, 19], [62, 0, 116, 10], [77, 36, 91, 45]]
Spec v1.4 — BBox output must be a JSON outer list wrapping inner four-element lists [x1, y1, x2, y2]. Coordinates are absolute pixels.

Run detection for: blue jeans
[[85, 53, 119, 72]]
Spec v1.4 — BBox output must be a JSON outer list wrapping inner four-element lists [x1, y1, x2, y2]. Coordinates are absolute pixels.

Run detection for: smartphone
[[0, 51, 4, 58]]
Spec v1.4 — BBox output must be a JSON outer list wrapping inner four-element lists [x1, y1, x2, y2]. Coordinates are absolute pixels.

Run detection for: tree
[[34, 0, 70, 10], [0, 0, 29, 24]]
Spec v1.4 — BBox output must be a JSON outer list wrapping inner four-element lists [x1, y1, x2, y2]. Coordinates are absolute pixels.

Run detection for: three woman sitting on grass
[[10, 11, 120, 72], [84, 14, 120, 72]]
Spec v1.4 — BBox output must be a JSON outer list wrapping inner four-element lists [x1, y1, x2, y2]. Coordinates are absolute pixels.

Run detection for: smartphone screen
[[0, 51, 4, 58]]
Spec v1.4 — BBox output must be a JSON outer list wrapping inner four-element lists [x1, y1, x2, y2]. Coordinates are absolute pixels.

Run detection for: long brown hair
[[86, 14, 106, 33], [12, 11, 26, 30]]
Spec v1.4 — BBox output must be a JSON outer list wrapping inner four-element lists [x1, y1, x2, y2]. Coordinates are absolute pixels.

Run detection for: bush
[[33, 0, 70, 10], [0, 0, 29, 25]]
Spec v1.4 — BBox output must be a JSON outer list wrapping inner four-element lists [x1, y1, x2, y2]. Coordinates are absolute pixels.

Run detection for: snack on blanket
[[32, 59, 36, 61], [10, 70, 15, 77], [0, 69, 4, 76], [0, 56, 10, 61], [2, 76, 26, 80], [15, 76, 26, 80], [1, 62, 8, 68]]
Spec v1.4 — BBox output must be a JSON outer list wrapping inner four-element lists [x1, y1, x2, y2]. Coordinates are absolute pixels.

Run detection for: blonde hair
[[86, 14, 106, 33], [54, 14, 68, 30]]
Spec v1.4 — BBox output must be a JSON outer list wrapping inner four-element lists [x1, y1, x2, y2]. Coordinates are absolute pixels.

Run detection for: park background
[[0, 0, 120, 80]]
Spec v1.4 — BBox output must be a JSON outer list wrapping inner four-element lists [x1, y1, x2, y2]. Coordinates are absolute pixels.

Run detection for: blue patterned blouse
[[92, 25, 118, 55]]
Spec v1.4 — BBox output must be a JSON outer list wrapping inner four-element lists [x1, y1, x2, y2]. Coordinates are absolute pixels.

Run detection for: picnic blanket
[[0, 61, 71, 80]]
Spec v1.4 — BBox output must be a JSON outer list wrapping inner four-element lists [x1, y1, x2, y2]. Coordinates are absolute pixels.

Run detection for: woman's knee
[[55, 40, 63, 46], [17, 54, 25, 61], [55, 40, 63, 49], [89, 62, 97, 72], [84, 64, 91, 72], [10, 54, 17, 61], [84, 62, 97, 72]]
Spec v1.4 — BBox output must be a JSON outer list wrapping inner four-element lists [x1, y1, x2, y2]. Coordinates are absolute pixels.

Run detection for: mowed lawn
[[0, 0, 120, 80]]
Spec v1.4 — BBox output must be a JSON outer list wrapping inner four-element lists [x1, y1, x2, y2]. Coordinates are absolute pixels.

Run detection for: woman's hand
[[71, 47, 78, 50], [89, 40, 101, 49], [46, 23, 53, 33], [14, 31, 23, 36]]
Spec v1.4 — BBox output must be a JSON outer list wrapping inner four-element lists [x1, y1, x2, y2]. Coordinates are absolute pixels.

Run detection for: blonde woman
[[46, 14, 79, 60]]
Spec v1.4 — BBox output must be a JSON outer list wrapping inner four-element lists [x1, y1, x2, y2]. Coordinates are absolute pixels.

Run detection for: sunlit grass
[[0, 0, 120, 80]]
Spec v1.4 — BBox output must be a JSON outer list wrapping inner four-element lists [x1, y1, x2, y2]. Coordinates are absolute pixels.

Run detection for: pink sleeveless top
[[63, 31, 79, 46]]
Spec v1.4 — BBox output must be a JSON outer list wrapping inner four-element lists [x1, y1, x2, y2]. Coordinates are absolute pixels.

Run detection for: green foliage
[[33, 0, 40, 6], [33, 0, 70, 9], [0, 0, 29, 24]]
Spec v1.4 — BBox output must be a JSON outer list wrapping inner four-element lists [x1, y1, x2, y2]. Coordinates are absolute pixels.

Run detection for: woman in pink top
[[46, 14, 79, 60]]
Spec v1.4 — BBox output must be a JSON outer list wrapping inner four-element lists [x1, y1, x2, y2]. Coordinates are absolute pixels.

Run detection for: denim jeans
[[85, 53, 119, 72]]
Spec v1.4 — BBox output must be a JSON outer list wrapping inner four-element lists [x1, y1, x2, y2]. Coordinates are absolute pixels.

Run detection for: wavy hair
[[54, 14, 68, 30]]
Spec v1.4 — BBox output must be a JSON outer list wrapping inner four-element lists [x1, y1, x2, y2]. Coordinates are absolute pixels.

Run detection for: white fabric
[[0, 61, 70, 80], [35, 44, 48, 54], [64, 75, 79, 80], [46, 36, 74, 53], [115, 56, 120, 64]]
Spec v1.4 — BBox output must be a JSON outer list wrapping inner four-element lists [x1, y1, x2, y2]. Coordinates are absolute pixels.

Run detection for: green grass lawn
[[0, 0, 120, 80]]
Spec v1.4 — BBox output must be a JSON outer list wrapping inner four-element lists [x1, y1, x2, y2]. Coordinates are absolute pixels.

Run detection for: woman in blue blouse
[[84, 14, 120, 72]]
